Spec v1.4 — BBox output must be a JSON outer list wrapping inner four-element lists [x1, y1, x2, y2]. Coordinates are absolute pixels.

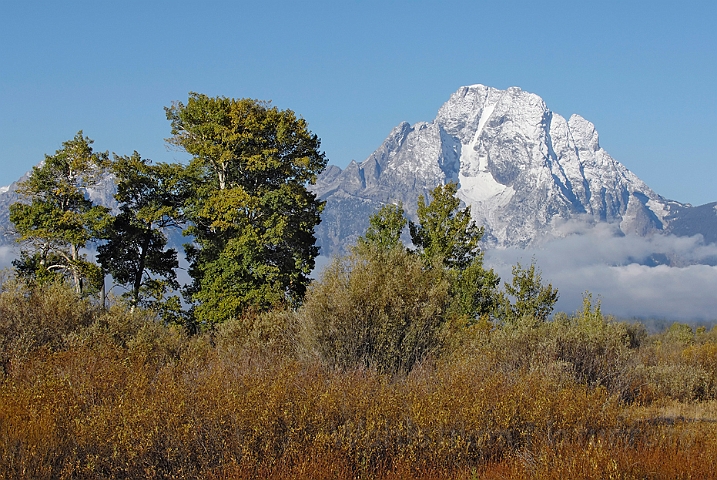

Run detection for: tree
[[9, 132, 110, 294], [166, 94, 327, 326], [97, 153, 185, 315], [499, 261, 559, 325], [356, 203, 407, 252], [409, 182, 483, 270], [448, 256, 501, 322], [409, 182, 500, 321]]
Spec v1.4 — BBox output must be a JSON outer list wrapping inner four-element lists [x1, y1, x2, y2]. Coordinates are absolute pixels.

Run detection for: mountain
[[313, 84, 714, 256], [0, 178, 26, 244], [664, 202, 717, 245], [1, 84, 715, 262]]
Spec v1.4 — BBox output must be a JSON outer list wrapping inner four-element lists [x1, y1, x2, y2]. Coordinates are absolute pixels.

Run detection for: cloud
[[485, 231, 717, 321], [3, 226, 714, 322], [0, 245, 17, 270]]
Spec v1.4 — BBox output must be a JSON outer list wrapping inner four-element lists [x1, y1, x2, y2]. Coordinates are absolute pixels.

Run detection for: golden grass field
[[1, 280, 716, 479]]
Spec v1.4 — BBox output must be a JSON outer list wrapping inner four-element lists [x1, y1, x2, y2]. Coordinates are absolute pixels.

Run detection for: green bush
[[299, 247, 451, 374], [665, 322, 695, 346]]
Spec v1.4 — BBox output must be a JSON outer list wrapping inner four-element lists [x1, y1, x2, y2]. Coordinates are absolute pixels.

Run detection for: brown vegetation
[[1, 278, 716, 479]]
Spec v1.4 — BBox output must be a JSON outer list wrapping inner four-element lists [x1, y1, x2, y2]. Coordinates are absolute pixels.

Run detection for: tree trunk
[[132, 231, 152, 308], [71, 243, 81, 294], [99, 276, 106, 309]]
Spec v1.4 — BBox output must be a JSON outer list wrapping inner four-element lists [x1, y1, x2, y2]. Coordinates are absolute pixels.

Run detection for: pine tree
[[409, 182, 483, 270], [356, 203, 407, 252], [409, 182, 500, 321], [499, 261, 559, 325]]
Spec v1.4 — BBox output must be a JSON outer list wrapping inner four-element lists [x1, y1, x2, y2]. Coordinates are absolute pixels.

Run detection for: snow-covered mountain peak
[[435, 84, 548, 145], [312, 84, 698, 252], [0, 84, 714, 264], [568, 114, 600, 152]]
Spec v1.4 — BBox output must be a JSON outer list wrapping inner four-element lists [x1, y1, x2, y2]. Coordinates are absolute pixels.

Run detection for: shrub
[[471, 296, 640, 399], [0, 279, 96, 375], [548, 298, 637, 396], [299, 247, 451, 374], [214, 308, 299, 359]]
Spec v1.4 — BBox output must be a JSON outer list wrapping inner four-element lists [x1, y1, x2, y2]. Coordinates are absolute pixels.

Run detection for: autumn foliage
[[1, 278, 716, 479]]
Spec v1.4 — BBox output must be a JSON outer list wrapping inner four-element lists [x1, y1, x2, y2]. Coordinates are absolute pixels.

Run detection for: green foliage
[[166, 94, 327, 326], [499, 261, 558, 326], [356, 203, 407, 252], [406, 183, 500, 323], [11, 251, 66, 285], [409, 182, 483, 270], [300, 247, 451, 374], [300, 187, 501, 373], [447, 255, 501, 323], [666, 322, 695, 345], [97, 153, 185, 312], [9, 132, 110, 294]]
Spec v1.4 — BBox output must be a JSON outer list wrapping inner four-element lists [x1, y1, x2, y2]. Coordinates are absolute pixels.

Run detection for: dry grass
[[1, 280, 716, 479]]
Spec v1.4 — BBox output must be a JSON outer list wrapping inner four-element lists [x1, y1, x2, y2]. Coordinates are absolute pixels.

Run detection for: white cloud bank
[[2, 225, 715, 321], [485, 227, 717, 321]]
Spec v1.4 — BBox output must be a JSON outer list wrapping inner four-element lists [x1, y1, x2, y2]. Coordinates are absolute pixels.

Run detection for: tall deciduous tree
[[166, 94, 327, 326], [9, 132, 110, 294], [97, 153, 185, 315]]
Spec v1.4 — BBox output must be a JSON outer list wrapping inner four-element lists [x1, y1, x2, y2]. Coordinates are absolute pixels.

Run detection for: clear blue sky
[[1, 1, 715, 205]]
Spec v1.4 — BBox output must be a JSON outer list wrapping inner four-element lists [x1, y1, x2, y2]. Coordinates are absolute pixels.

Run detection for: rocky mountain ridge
[[1, 84, 715, 262], [313, 84, 713, 256]]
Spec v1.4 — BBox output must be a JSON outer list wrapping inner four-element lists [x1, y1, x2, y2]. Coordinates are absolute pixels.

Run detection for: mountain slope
[[0, 85, 714, 261], [314, 84, 709, 256]]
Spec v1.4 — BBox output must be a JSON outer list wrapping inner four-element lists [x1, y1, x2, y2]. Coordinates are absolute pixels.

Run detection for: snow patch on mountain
[[313, 84, 714, 255]]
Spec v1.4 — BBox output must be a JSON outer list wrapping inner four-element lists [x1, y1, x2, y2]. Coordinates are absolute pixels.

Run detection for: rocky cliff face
[[313, 84, 705, 256]]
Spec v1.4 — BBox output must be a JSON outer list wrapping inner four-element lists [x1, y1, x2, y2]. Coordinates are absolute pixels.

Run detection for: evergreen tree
[[449, 256, 501, 322], [499, 261, 559, 325], [409, 182, 483, 270], [356, 203, 407, 252], [409, 182, 500, 321], [166, 94, 327, 326], [9, 132, 110, 294]]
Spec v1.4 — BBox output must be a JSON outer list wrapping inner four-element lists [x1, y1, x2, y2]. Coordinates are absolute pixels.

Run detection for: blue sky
[[1, 1, 715, 205]]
